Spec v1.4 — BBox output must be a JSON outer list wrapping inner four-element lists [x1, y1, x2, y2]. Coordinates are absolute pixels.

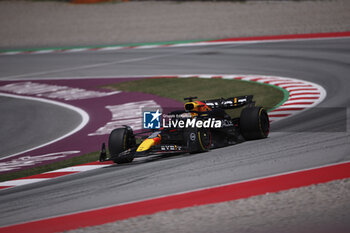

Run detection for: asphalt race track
[[0, 96, 82, 159], [0, 37, 349, 230]]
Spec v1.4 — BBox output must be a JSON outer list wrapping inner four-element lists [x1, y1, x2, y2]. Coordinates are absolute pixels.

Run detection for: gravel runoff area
[[0, 0, 350, 50], [69, 178, 350, 233]]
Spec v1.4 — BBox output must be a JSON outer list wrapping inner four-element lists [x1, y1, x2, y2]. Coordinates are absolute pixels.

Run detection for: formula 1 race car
[[99, 96, 269, 164]]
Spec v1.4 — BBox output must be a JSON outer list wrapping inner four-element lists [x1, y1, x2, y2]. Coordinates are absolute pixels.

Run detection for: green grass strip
[[240, 79, 289, 112], [104, 77, 285, 112], [1, 77, 285, 183]]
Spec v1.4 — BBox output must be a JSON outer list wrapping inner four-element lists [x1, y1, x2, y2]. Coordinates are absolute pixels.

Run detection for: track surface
[[0, 96, 82, 158], [0, 38, 349, 229]]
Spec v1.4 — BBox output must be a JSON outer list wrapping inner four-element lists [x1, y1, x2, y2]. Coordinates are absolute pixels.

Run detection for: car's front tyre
[[108, 127, 136, 164]]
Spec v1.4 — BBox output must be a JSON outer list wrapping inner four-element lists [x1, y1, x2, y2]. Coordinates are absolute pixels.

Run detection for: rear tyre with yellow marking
[[240, 107, 269, 140], [108, 127, 136, 164], [186, 126, 211, 154]]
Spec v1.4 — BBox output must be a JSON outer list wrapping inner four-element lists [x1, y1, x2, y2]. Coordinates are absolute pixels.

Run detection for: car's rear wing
[[203, 95, 255, 109]]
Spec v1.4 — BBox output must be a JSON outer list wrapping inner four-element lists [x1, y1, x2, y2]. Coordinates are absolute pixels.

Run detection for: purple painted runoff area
[[0, 78, 183, 174]]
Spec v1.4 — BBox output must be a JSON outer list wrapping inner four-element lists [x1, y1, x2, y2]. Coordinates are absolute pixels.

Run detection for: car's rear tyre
[[240, 107, 269, 140], [108, 127, 136, 164]]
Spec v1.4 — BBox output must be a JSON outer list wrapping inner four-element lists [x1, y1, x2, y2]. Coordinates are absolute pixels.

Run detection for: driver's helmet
[[184, 101, 211, 117]]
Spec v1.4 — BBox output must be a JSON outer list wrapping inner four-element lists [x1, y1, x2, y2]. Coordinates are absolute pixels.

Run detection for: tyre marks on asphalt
[[0, 75, 326, 190], [2, 160, 350, 233]]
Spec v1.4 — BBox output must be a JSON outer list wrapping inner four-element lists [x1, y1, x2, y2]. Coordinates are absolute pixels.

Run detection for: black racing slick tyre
[[240, 107, 270, 140], [108, 127, 136, 164], [185, 127, 211, 153]]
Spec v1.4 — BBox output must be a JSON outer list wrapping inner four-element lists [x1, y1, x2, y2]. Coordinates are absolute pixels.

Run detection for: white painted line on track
[[0, 178, 50, 187], [45, 165, 112, 173], [1, 32, 349, 57], [0, 93, 90, 160], [0, 73, 327, 190]]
